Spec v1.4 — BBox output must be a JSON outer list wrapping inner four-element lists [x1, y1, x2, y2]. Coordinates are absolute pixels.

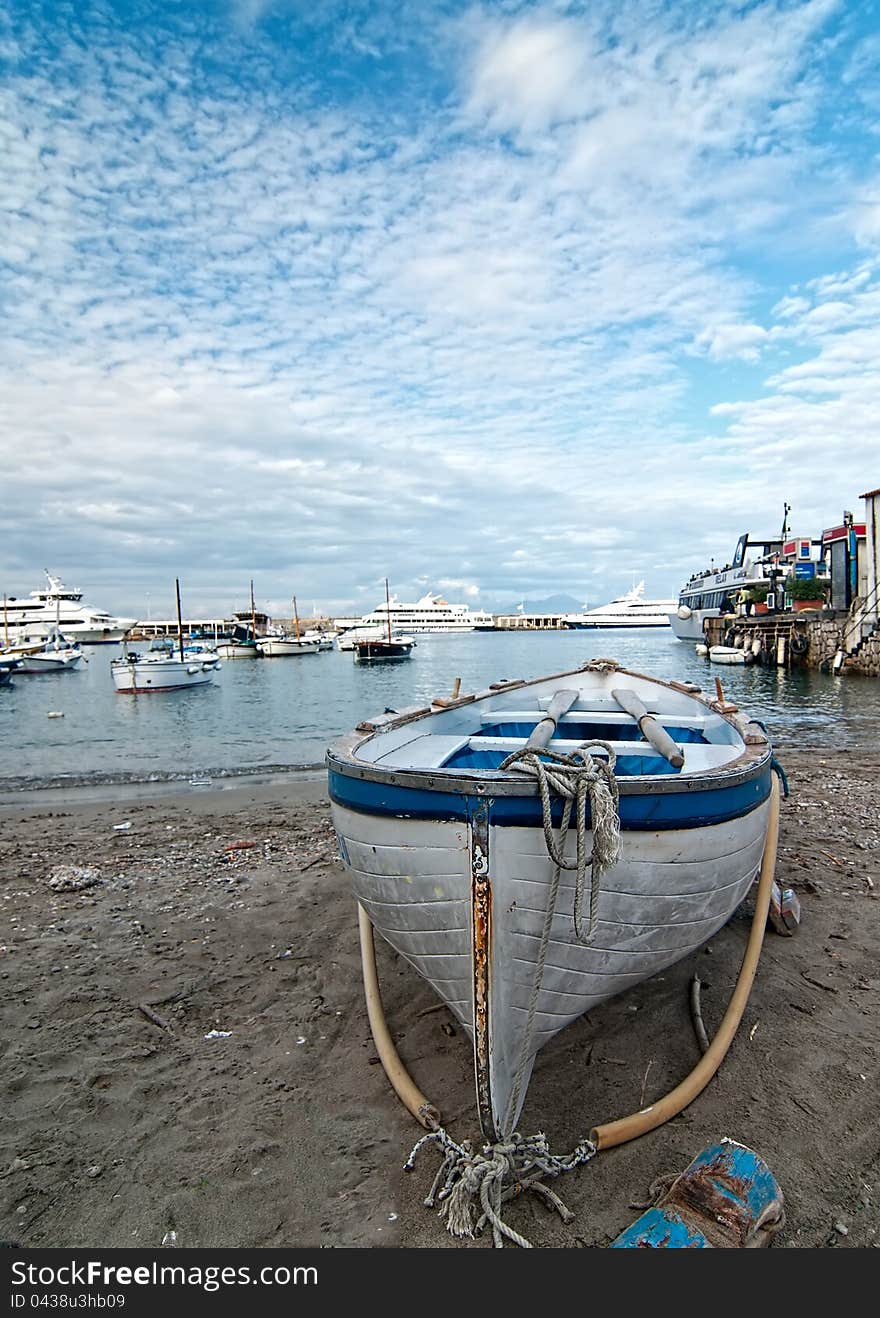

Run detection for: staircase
[[834, 583, 880, 672]]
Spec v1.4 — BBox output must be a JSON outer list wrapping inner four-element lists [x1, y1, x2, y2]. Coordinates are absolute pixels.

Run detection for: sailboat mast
[[385, 578, 391, 643], [2, 594, 7, 648], [250, 580, 257, 640], [175, 579, 185, 662], [293, 596, 300, 639]]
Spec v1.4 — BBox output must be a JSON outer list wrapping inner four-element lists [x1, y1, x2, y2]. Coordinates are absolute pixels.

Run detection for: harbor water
[[1, 629, 876, 793]]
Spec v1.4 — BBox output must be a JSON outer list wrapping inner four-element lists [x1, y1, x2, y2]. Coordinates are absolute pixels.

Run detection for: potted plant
[[784, 577, 828, 612], [741, 585, 770, 615]]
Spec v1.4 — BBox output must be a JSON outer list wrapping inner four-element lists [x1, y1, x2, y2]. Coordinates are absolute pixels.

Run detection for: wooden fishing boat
[[217, 581, 260, 658], [353, 577, 416, 662], [327, 659, 774, 1140], [256, 595, 321, 656]]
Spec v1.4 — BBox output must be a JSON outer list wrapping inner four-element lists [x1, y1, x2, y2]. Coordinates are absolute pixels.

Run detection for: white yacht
[[562, 581, 676, 629], [1, 572, 137, 644], [342, 590, 495, 636], [669, 533, 783, 641]]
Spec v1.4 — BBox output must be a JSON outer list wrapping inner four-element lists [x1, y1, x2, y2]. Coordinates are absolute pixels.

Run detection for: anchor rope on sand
[[406, 743, 620, 1247], [405, 1127, 597, 1249]]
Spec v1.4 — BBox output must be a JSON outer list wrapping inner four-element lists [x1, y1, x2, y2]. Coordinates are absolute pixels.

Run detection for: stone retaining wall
[[805, 611, 880, 675], [703, 609, 879, 676]]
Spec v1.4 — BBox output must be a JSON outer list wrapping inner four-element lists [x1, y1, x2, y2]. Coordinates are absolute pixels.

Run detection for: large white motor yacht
[[2, 572, 137, 644], [340, 591, 495, 636], [562, 581, 676, 628]]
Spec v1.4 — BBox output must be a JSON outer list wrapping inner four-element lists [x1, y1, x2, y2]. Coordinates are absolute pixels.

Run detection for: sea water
[[0, 629, 874, 792]]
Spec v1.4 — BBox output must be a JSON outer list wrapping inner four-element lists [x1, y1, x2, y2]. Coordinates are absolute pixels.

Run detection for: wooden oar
[[525, 689, 579, 750], [611, 688, 685, 768]]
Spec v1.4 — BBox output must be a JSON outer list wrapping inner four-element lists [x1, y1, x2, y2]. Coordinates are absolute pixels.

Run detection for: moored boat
[[707, 645, 751, 665], [111, 579, 221, 693], [352, 578, 416, 662], [563, 581, 676, 628], [353, 635, 416, 662], [0, 654, 21, 685], [352, 589, 494, 635], [217, 581, 261, 657], [111, 649, 221, 692], [215, 632, 260, 659], [255, 596, 321, 656], [669, 533, 783, 641], [327, 657, 776, 1141], [13, 637, 84, 672], [1, 572, 136, 644]]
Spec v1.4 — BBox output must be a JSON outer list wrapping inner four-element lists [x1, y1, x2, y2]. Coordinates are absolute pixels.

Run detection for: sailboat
[[216, 581, 260, 658], [111, 580, 221, 692], [256, 596, 321, 656], [353, 580, 416, 662]]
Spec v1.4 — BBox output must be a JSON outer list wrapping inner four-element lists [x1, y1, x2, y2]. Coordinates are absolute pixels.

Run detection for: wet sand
[[1, 752, 878, 1249]]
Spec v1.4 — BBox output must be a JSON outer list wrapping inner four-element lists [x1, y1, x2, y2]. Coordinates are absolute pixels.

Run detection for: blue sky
[[2, 0, 878, 620]]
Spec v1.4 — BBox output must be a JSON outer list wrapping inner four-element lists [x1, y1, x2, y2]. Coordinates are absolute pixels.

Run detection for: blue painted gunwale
[[327, 760, 772, 831]]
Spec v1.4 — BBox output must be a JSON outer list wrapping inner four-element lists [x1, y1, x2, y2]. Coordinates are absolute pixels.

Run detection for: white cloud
[[694, 323, 770, 362], [0, 1, 875, 616]]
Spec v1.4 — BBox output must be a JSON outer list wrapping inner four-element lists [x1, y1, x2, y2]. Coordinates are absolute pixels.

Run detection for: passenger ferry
[[1, 572, 137, 644], [341, 591, 495, 636], [669, 534, 782, 641], [562, 581, 676, 628]]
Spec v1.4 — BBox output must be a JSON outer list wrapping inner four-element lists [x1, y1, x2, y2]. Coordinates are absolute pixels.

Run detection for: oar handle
[[525, 689, 579, 750], [611, 687, 685, 768]]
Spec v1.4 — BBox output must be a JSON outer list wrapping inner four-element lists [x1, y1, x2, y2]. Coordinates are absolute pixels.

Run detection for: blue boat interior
[[444, 745, 682, 774], [354, 694, 747, 777], [445, 717, 709, 774]]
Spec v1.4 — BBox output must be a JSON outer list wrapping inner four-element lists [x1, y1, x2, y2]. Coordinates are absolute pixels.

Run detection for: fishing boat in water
[[353, 579, 416, 662], [327, 658, 776, 1141], [256, 597, 321, 656], [216, 581, 260, 658]]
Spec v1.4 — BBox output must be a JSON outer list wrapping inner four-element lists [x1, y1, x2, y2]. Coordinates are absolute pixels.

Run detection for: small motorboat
[[112, 579, 221, 693], [111, 648, 221, 693], [328, 658, 776, 1142], [7, 630, 84, 672]]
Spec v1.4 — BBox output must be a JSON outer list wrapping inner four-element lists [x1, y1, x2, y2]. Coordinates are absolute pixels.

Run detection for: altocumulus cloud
[[0, 0, 877, 617]]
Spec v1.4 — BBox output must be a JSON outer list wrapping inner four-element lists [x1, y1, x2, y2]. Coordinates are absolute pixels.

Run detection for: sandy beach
[[1, 751, 878, 1250]]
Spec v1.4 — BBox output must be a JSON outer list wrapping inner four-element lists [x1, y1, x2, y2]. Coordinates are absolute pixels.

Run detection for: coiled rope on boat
[[498, 741, 621, 942], [497, 742, 620, 1153]]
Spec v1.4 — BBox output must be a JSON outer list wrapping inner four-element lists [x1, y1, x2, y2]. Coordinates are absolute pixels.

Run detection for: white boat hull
[[215, 642, 259, 658], [670, 609, 717, 641], [332, 798, 769, 1134], [111, 655, 220, 692], [256, 637, 320, 656], [15, 649, 83, 672]]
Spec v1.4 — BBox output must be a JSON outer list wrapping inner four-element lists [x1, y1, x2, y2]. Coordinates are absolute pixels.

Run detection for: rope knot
[[406, 1127, 597, 1247]]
